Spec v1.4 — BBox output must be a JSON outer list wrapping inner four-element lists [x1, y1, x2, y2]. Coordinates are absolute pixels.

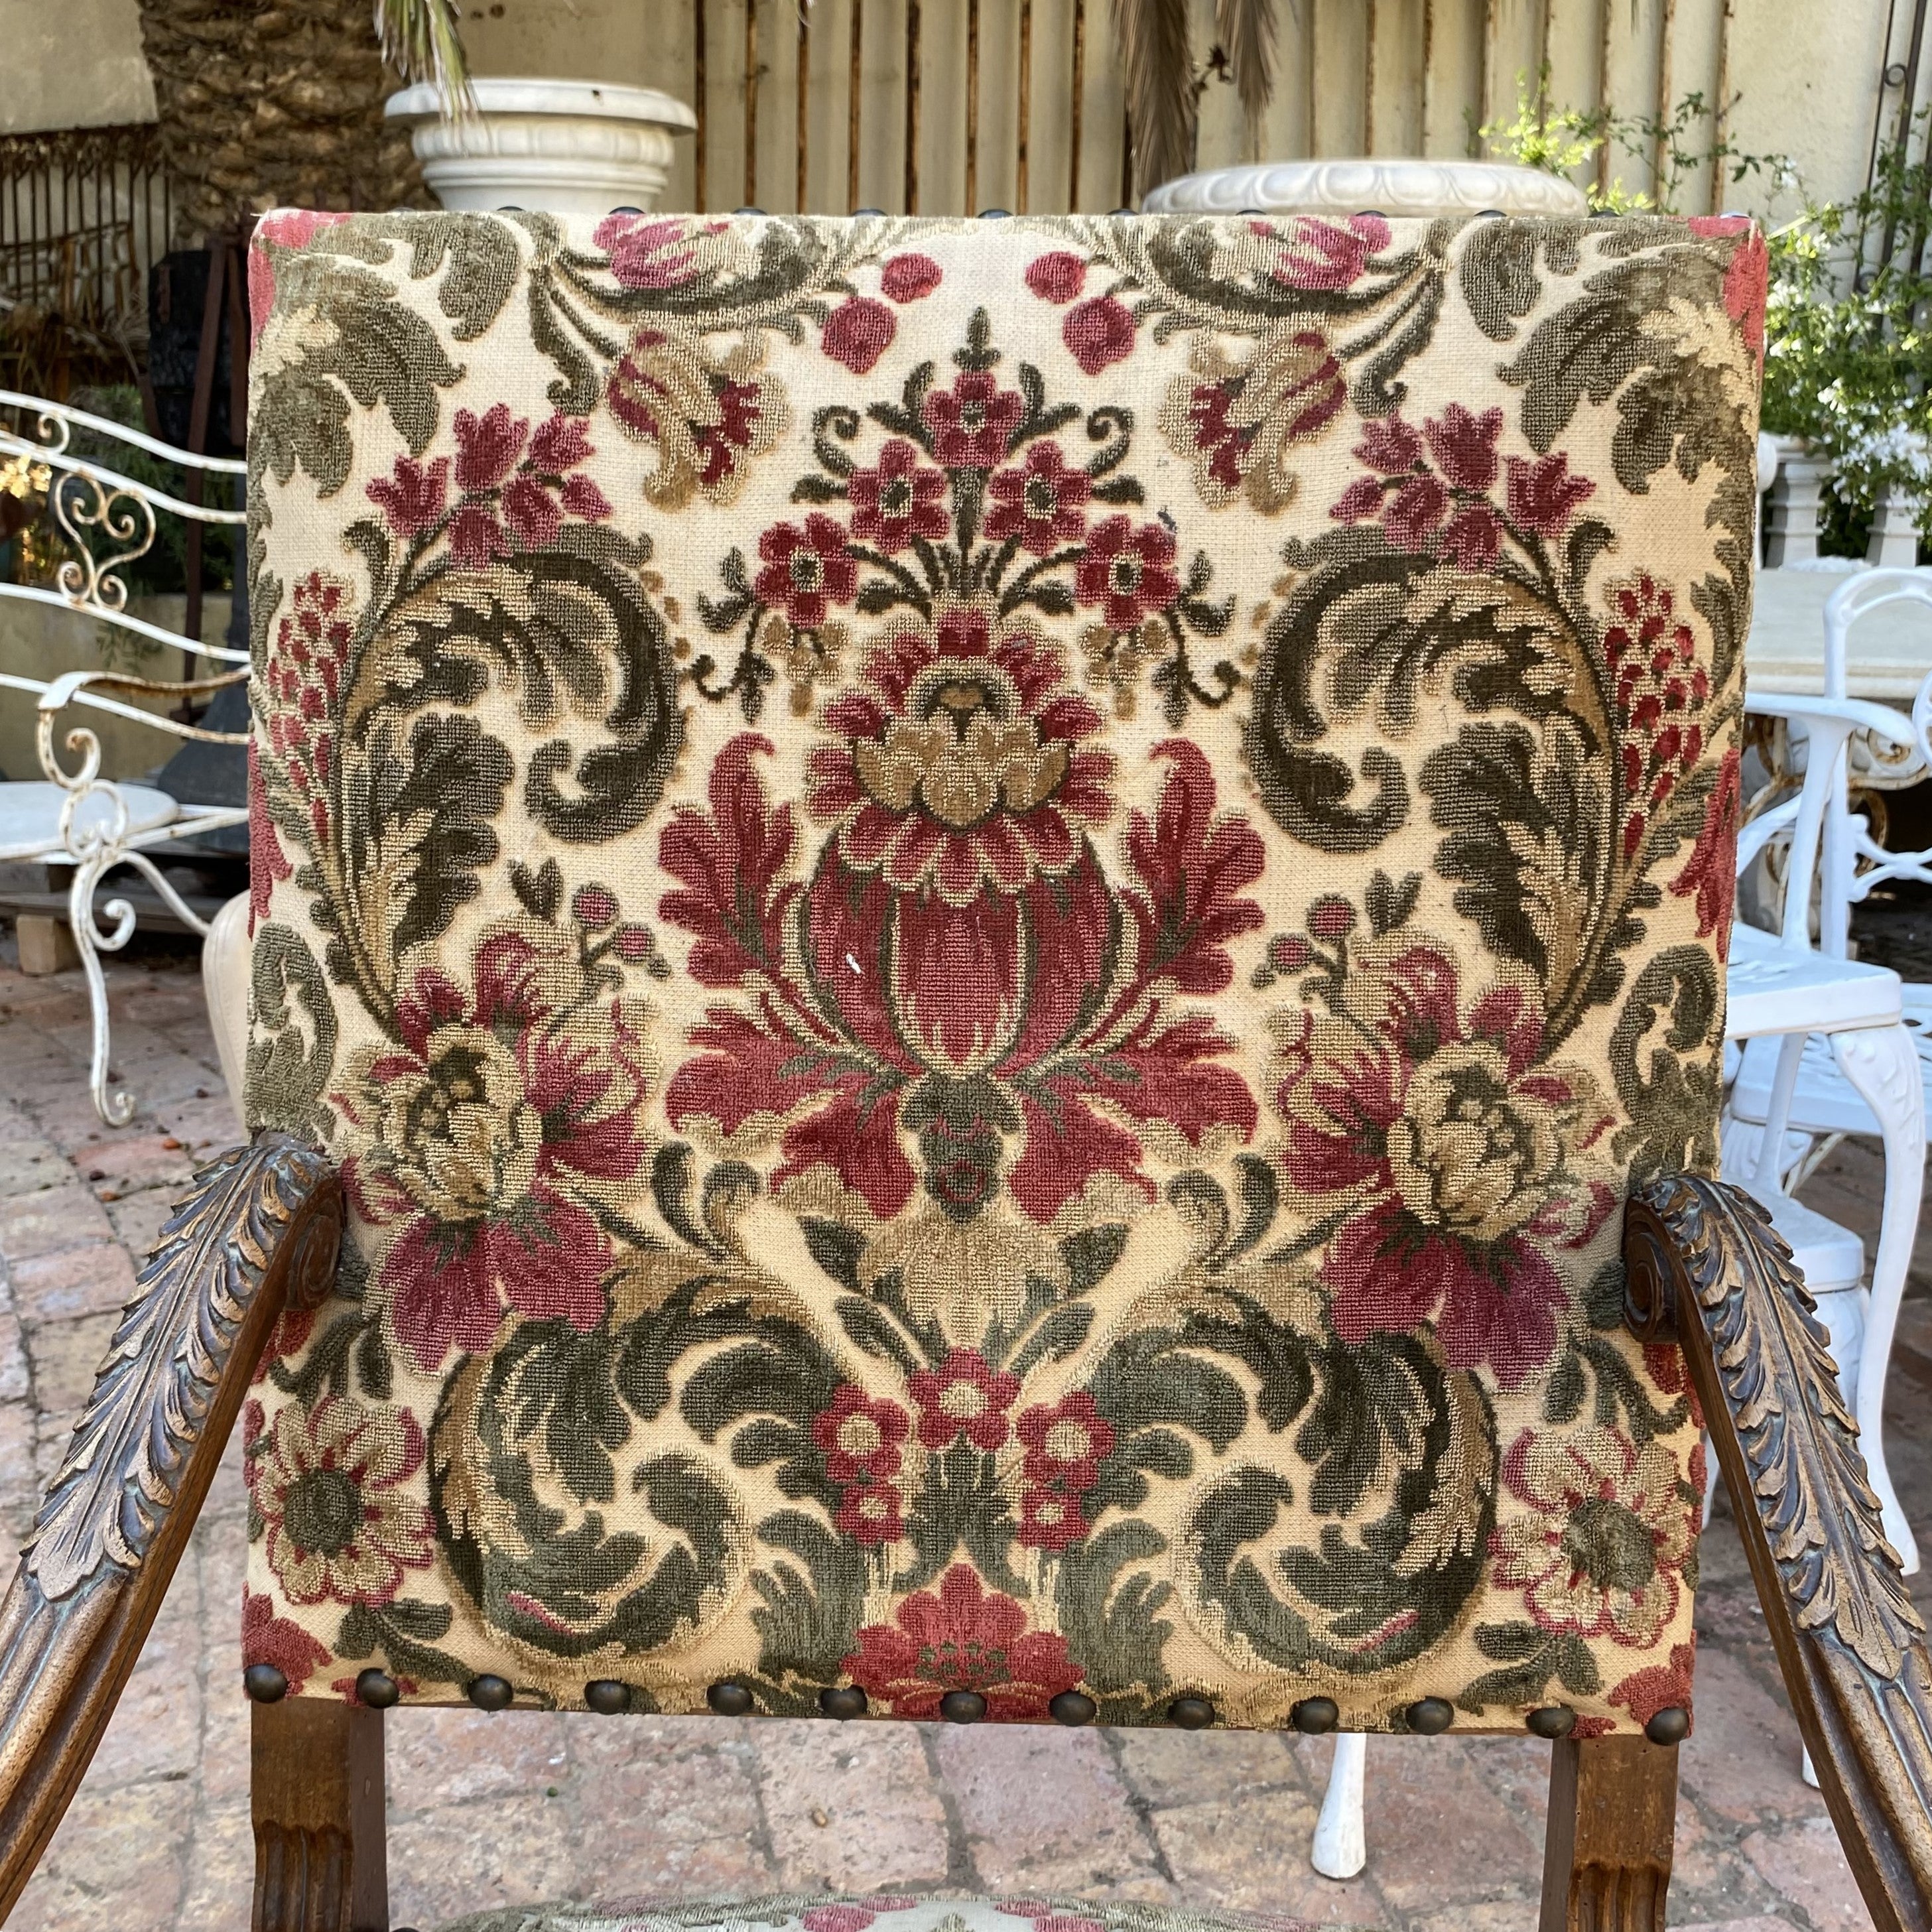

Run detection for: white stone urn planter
[[1143, 157, 1587, 219], [385, 78, 696, 216]]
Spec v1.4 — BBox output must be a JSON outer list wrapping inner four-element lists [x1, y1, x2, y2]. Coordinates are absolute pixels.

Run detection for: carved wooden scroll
[[0, 1133, 340, 1923], [1625, 1172, 1932, 1932]]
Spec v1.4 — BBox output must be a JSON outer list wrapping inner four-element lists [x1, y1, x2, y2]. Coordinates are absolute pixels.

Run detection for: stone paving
[[0, 936, 1923, 1932]]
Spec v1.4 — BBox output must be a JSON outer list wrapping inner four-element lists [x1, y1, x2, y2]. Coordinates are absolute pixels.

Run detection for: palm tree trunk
[[137, 0, 428, 247]]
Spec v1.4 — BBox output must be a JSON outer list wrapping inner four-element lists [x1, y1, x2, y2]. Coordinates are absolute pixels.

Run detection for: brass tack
[[820, 1684, 868, 1720], [1167, 1695, 1215, 1730], [585, 1680, 631, 1714], [355, 1669, 400, 1709], [941, 1689, 988, 1723], [1051, 1691, 1097, 1726], [1527, 1706, 1577, 1738], [1291, 1697, 1338, 1735], [243, 1665, 287, 1704], [707, 1681, 754, 1717], [468, 1674, 514, 1712], [1406, 1697, 1454, 1735], [1645, 1706, 1691, 1745]]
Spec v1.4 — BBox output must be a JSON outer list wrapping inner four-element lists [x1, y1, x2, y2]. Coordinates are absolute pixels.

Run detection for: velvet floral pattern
[[246, 209, 1758, 1732]]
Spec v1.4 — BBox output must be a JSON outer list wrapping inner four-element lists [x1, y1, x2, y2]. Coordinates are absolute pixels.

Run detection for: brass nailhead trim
[[468, 1675, 514, 1712], [1291, 1697, 1338, 1735], [1527, 1706, 1576, 1738], [1167, 1696, 1215, 1730], [941, 1690, 988, 1723], [1645, 1706, 1691, 1745], [585, 1680, 631, 1714], [820, 1684, 868, 1720], [708, 1681, 754, 1718], [1405, 1697, 1454, 1735], [355, 1669, 400, 1709], [243, 1665, 287, 1704]]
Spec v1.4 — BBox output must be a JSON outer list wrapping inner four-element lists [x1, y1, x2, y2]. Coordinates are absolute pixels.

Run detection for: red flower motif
[[365, 454, 449, 539], [824, 296, 897, 374], [1263, 212, 1391, 289], [247, 209, 352, 344], [526, 412, 584, 473], [340, 931, 650, 1372], [560, 474, 613, 519], [1384, 473, 1449, 550], [850, 438, 950, 550], [502, 472, 562, 549], [572, 885, 618, 930], [1692, 216, 1767, 367], [1439, 502, 1504, 568], [1307, 896, 1357, 940], [449, 501, 507, 568], [594, 212, 713, 289], [248, 743, 290, 933], [842, 1563, 1083, 1720], [836, 1480, 906, 1544], [984, 442, 1092, 554], [881, 253, 942, 302], [1015, 1390, 1114, 1489], [1670, 746, 1739, 956], [1491, 1428, 1695, 1647], [1276, 946, 1612, 1388], [908, 1348, 1020, 1450], [1355, 415, 1423, 475], [1064, 295, 1135, 375], [1074, 516, 1179, 629], [1604, 572, 1710, 865], [242, 1586, 331, 1695], [1019, 1486, 1089, 1552], [1425, 403, 1503, 491], [754, 514, 858, 628], [923, 369, 1024, 468], [1609, 1642, 1695, 1732], [667, 735, 1259, 1230], [814, 1384, 910, 1480], [454, 403, 529, 491], [805, 605, 1112, 901], [1025, 251, 1088, 303], [1506, 452, 1594, 537]]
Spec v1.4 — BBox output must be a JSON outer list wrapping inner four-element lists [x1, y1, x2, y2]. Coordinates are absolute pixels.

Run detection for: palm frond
[[1112, 0, 1197, 199], [1216, 0, 1278, 147], [375, 0, 475, 113]]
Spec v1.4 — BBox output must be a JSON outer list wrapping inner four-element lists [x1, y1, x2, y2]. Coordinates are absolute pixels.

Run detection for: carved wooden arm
[[1625, 1173, 1932, 1932], [0, 1133, 340, 1921]]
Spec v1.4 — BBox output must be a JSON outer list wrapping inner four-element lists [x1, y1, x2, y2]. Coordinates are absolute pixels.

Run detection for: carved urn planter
[[1142, 157, 1587, 219], [385, 77, 696, 216]]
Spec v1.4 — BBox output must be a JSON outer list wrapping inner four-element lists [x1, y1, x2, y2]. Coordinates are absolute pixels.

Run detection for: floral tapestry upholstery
[[244, 208, 1762, 1735]]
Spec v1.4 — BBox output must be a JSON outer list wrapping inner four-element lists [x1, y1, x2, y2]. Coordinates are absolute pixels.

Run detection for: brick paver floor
[[0, 936, 1924, 1932]]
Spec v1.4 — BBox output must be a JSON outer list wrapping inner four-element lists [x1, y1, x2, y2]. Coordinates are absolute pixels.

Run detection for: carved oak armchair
[[0, 207, 1927, 1932]]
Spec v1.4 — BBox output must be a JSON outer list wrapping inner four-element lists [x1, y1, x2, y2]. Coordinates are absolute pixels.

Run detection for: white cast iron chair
[[0, 391, 251, 1124]]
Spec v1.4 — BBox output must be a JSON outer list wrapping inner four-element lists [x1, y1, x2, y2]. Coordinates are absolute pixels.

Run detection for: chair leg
[[252, 1698, 388, 1932], [1310, 1732, 1366, 1878], [1831, 1022, 1925, 1573], [1537, 1734, 1677, 1932]]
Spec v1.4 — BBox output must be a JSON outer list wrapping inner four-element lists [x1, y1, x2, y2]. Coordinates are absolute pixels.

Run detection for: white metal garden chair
[[0, 389, 249, 1123]]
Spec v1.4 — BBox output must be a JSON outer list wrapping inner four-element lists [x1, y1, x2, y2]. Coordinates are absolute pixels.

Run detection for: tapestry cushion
[[431, 1898, 1343, 1932], [244, 208, 1760, 1734]]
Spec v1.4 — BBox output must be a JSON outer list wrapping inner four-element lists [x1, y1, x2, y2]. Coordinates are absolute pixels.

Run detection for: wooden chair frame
[[0, 1135, 1925, 1932]]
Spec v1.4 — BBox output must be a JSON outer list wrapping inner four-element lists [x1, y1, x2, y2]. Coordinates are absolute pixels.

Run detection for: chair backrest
[[245, 208, 1760, 1737]]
